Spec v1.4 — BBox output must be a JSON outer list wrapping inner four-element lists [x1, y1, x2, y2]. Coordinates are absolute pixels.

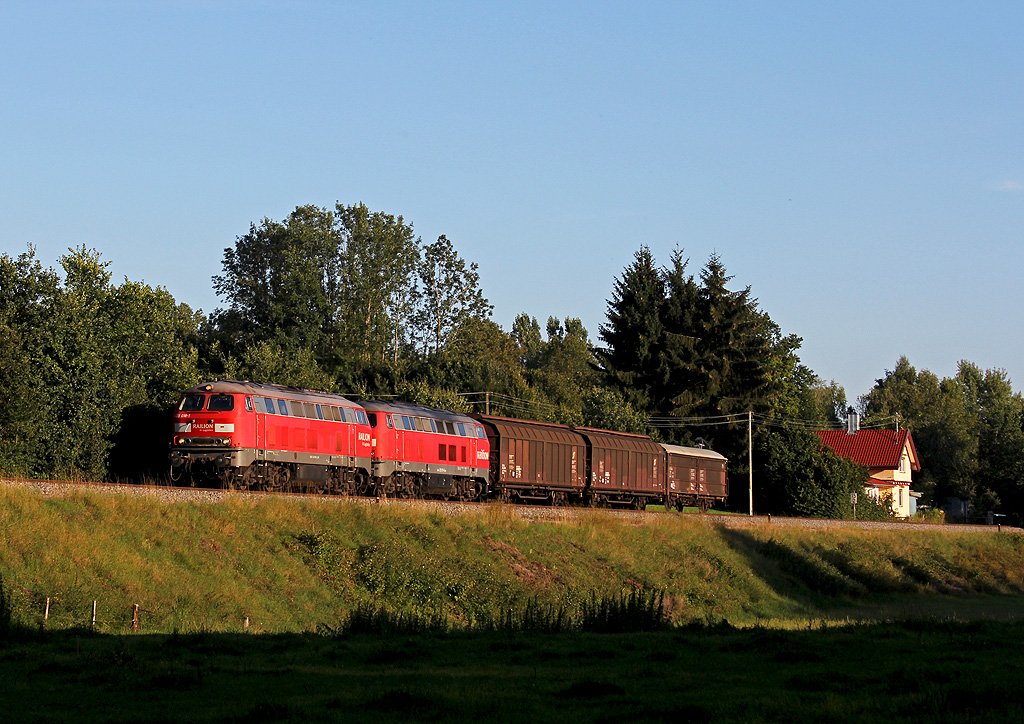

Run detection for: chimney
[[847, 407, 860, 435]]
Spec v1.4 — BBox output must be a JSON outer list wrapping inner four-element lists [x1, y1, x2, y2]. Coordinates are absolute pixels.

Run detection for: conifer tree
[[595, 246, 665, 412]]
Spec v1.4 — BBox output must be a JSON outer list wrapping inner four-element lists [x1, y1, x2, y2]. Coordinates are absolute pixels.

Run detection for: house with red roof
[[814, 428, 920, 518]]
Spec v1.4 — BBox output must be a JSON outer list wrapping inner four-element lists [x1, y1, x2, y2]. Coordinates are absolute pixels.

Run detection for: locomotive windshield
[[179, 394, 205, 411], [207, 394, 235, 412]]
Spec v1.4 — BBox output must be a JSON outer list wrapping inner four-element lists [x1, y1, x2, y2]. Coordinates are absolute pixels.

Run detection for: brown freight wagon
[[576, 428, 666, 509], [663, 444, 729, 512], [474, 415, 588, 504]]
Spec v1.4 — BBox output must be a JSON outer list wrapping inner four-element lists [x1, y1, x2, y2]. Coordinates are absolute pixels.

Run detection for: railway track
[[2, 477, 1019, 534]]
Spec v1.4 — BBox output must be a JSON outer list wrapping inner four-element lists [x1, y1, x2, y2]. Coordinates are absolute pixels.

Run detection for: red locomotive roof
[[360, 399, 478, 424], [815, 429, 920, 471], [185, 380, 361, 407]]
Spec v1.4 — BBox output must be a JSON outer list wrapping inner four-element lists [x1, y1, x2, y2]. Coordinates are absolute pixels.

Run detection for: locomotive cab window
[[355, 409, 368, 425], [208, 394, 234, 412], [367, 413, 378, 428], [457, 423, 466, 436], [262, 397, 277, 414], [179, 394, 205, 411], [245, 396, 253, 412]]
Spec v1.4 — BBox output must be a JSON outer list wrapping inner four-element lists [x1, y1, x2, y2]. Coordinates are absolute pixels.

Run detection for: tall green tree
[[212, 205, 340, 356], [0, 247, 61, 475], [681, 254, 773, 418], [861, 357, 978, 505], [1, 246, 202, 480], [595, 246, 665, 412], [421, 317, 532, 415], [414, 235, 492, 355], [511, 313, 544, 370], [212, 203, 424, 378], [335, 202, 421, 366]]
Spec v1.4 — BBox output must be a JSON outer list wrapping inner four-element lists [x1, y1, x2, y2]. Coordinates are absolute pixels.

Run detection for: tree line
[[1, 202, 1020, 522]]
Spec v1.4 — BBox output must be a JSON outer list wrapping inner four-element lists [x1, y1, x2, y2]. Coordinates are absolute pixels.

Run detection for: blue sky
[[2, 1, 1022, 400]]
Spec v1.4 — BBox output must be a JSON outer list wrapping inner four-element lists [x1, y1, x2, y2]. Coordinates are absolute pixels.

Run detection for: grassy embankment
[[3, 485, 1024, 723], [2, 484, 1023, 632]]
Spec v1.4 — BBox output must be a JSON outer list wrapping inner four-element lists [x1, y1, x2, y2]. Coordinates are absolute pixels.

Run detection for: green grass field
[[2, 484, 1024, 722], [2, 622, 1023, 723]]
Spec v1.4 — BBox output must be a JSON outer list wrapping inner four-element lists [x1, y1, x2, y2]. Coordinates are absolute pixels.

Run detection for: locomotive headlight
[[221, 438, 231, 446], [175, 437, 185, 445]]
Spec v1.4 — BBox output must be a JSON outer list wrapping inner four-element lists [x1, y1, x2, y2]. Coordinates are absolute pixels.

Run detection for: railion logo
[[358, 432, 371, 443], [476, 450, 489, 461]]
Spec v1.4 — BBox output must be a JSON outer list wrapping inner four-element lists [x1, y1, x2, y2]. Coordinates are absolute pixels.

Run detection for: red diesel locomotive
[[170, 381, 373, 493], [360, 400, 490, 500]]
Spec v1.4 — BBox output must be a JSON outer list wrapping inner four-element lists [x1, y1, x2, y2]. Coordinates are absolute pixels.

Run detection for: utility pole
[[748, 410, 753, 516]]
